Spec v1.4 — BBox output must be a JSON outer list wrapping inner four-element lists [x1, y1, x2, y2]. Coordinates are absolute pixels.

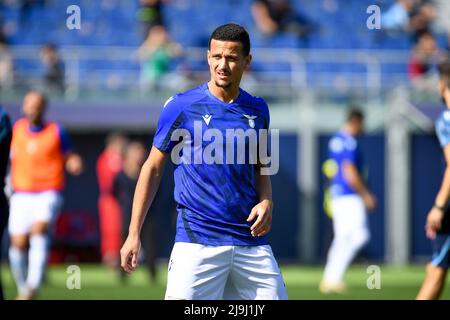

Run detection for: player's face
[[207, 39, 251, 90], [22, 92, 45, 125], [353, 119, 364, 135], [126, 144, 146, 167]]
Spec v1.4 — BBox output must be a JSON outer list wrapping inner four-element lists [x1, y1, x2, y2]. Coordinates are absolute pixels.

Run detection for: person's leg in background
[[98, 194, 122, 269], [417, 263, 448, 299], [321, 195, 369, 293], [25, 221, 50, 299], [417, 233, 450, 300], [0, 191, 9, 300], [8, 193, 30, 299], [141, 214, 157, 282]]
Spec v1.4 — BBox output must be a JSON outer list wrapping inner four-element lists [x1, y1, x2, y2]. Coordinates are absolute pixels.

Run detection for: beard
[[214, 79, 232, 89], [442, 95, 447, 105]]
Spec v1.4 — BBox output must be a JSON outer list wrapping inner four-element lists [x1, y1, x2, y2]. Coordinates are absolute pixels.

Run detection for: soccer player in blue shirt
[[320, 108, 376, 294], [120, 23, 287, 300], [417, 60, 450, 300]]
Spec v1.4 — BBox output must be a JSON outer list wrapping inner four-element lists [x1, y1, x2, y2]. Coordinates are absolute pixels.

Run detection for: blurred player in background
[[97, 133, 127, 269], [113, 141, 158, 282], [8, 91, 83, 300], [0, 106, 12, 300], [120, 23, 287, 300], [417, 60, 450, 300], [320, 108, 376, 294]]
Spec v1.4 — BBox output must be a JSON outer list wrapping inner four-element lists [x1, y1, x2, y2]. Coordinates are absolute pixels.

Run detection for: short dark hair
[[438, 59, 450, 89], [346, 107, 364, 123], [209, 23, 250, 56]]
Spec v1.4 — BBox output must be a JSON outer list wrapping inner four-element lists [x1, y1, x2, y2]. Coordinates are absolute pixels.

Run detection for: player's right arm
[[426, 143, 450, 239], [120, 146, 168, 273], [342, 161, 376, 210], [121, 95, 182, 273]]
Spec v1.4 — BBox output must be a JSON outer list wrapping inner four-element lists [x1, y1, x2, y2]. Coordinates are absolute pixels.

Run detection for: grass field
[[2, 263, 450, 300]]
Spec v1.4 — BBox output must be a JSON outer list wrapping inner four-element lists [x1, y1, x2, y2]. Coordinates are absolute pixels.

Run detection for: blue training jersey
[[328, 131, 363, 197], [436, 110, 450, 148], [152, 83, 270, 246]]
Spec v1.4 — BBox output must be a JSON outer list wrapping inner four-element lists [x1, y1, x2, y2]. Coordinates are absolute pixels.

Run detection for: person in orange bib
[[8, 91, 83, 300]]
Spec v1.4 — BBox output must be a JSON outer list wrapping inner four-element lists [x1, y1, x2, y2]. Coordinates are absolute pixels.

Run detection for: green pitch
[[2, 264, 450, 300]]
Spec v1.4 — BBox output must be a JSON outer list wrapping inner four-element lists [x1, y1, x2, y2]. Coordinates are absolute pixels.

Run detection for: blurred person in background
[[409, 1, 436, 42], [320, 108, 376, 294], [97, 133, 127, 270], [138, 0, 166, 39], [409, 31, 442, 79], [0, 39, 13, 92], [417, 60, 450, 300], [0, 106, 12, 300], [40, 43, 65, 96], [113, 141, 158, 283], [8, 91, 83, 300], [382, 0, 416, 32], [251, 0, 314, 46], [408, 31, 445, 94], [383, 0, 436, 42], [137, 25, 182, 91]]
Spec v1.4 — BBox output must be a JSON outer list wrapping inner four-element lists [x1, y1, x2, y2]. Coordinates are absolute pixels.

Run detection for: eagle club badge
[[243, 114, 257, 128]]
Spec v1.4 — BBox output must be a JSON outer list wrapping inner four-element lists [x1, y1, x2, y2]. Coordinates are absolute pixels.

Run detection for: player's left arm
[[426, 143, 450, 239], [247, 99, 274, 237], [247, 163, 274, 237]]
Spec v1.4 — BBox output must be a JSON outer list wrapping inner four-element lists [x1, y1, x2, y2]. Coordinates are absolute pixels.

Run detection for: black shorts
[[430, 210, 450, 269]]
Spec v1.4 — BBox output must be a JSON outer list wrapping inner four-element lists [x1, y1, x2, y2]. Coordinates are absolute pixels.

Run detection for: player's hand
[[425, 207, 444, 240], [120, 234, 141, 273], [247, 199, 273, 237], [66, 153, 83, 175], [362, 192, 377, 211]]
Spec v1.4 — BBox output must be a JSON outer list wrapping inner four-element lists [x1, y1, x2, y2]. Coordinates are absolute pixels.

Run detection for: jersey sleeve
[[152, 95, 185, 153], [436, 116, 450, 148], [57, 124, 72, 154]]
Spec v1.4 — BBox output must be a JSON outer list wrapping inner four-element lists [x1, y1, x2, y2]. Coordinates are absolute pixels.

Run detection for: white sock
[[26, 234, 49, 292], [9, 246, 28, 295]]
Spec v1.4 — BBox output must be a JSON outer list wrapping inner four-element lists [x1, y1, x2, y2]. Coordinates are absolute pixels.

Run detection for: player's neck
[[27, 118, 44, 128], [342, 125, 356, 137], [207, 81, 240, 103]]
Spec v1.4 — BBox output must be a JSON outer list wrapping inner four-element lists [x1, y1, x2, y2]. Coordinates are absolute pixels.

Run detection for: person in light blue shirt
[[417, 60, 450, 300]]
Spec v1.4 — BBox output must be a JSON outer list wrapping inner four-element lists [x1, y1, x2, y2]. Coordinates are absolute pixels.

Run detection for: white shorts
[[8, 191, 63, 236], [165, 242, 288, 300], [331, 194, 369, 238]]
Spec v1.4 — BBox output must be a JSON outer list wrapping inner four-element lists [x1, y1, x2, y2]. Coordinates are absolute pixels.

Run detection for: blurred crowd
[[0, 0, 449, 97]]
